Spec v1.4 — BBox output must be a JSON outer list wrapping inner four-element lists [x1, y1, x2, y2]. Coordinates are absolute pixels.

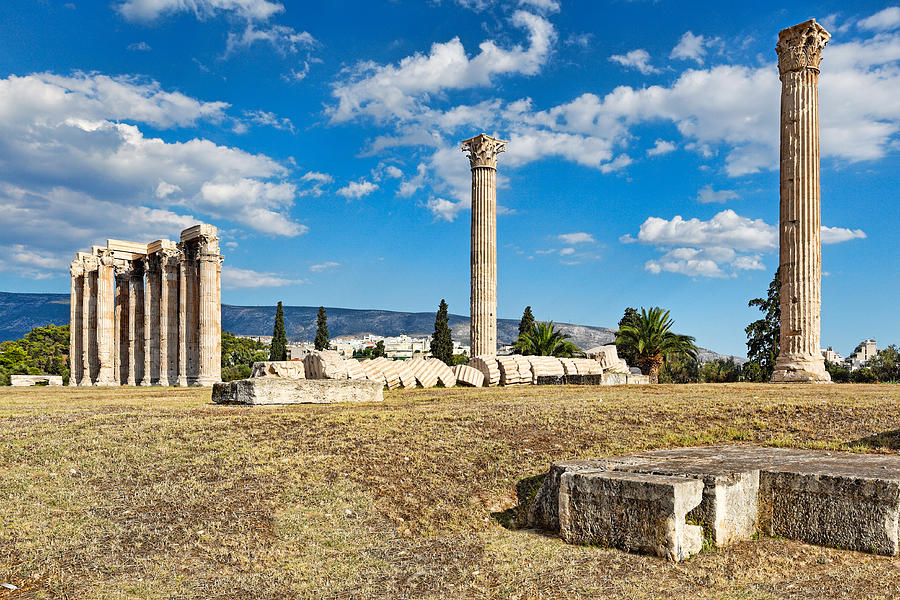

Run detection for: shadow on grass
[[491, 473, 546, 530], [849, 429, 900, 450]]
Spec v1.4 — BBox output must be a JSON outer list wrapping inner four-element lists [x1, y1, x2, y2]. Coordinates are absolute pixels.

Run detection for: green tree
[[221, 332, 269, 381], [741, 361, 766, 382], [1, 324, 71, 385], [515, 322, 581, 357], [869, 345, 900, 383], [518, 306, 536, 339], [373, 340, 386, 358], [269, 301, 287, 361], [825, 360, 851, 383], [745, 269, 780, 381], [616, 307, 698, 384], [314, 306, 329, 351], [658, 352, 700, 383], [616, 307, 640, 366], [699, 358, 742, 383], [850, 367, 877, 383], [430, 299, 453, 365]]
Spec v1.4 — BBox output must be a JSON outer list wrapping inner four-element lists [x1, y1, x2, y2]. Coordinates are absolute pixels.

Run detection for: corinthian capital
[[776, 19, 830, 75], [462, 133, 507, 169]]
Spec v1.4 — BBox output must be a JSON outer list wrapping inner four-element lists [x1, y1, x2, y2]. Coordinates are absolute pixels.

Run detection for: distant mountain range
[[0, 291, 743, 362]]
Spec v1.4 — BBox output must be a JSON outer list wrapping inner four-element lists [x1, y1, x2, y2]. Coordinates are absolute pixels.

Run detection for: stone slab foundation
[[212, 378, 383, 405], [527, 445, 900, 560]]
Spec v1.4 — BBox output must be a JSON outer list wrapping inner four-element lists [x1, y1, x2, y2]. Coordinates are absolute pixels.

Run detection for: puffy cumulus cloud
[[697, 185, 739, 204], [558, 232, 595, 244], [309, 261, 339, 272], [646, 139, 676, 156], [117, 0, 284, 23], [858, 6, 900, 31], [670, 31, 719, 63], [0, 72, 306, 276], [626, 210, 867, 278], [336, 179, 378, 199], [329, 10, 555, 123], [383, 165, 403, 179], [609, 49, 660, 75], [222, 266, 304, 289], [821, 225, 867, 244]]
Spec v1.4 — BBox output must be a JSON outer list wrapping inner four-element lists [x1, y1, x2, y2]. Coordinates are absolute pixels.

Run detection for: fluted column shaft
[[69, 262, 83, 386], [141, 259, 153, 385], [129, 268, 145, 385], [772, 19, 831, 383], [177, 253, 188, 386], [81, 258, 96, 386], [197, 236, 222, 385], [115, 272, 129, 384], [470, 166, 497, 357], [95, 254, 116, 385], [159, 256, 171, 385]]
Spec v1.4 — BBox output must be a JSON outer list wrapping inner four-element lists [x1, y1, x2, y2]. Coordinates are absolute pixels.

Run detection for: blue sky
[[0, 0, 897, 357]]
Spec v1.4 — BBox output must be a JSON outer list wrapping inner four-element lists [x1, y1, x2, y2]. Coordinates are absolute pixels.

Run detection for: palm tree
[[515, 322, 582, 357], [616, 307, 697, 384]]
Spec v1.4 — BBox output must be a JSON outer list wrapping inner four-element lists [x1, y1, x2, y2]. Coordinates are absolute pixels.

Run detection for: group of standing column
[[69, 224, 223, 386]]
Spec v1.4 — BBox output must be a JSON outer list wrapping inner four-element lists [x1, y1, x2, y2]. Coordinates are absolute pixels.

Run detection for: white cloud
[[117, 0, 284, 22], [858, 7, 900, 31], [559, 247, 575, 255], [309, 261, 340, 272], [127, 41, 151, 51], [626, 210, 867, 277], [242, 109, 294, 131], [670, 31, 716, 63], [222, 266, 304, 289], [646, 139, 676, 156], [337, 179, 378, 199], [427, 197, 464, 222], [519, 0, 560, 14], [0, 72, 306, 271], [329, 10, 555, 123], [301, 171, 332, 183], [821, 226, 867, 243], [697, 185, 739, 204], [225, 24, 316, 56], [558, 232, 595, 244], [384, 165, 403, 179], [609, 49, 660, 75]]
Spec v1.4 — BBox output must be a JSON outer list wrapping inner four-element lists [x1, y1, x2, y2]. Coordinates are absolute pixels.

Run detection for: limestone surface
[[452, 364, 485, 387], [212, 377, 383, 405], [250, 361, 305, 379], [469, 355, 500, 387], [528, 445, 900, 559], [10, 375, 63, 386]]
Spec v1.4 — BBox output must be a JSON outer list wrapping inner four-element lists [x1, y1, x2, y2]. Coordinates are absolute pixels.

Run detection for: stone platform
[[212, 377, 383, 405], [528, 445, 900, 560]]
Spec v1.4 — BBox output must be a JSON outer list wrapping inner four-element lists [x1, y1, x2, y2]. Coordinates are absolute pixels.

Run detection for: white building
[[847, 339, 877, 370], [822, 347, 843, 364]]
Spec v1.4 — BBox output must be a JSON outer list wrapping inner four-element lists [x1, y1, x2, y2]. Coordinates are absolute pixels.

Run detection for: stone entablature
[[69, 224, 223, 387]]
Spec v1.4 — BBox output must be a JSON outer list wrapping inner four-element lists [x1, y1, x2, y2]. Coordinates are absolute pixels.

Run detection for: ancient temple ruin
[[69, 224, 223, 386]]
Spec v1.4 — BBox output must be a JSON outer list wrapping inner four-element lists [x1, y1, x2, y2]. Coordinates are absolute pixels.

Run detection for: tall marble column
[[141, 257, 153, 385], [81, 256, 97, 386], [197, 230, 222, 385], [772, 19, 832, 383], [69, 261, 84, 386], [115, 267, 130, 384], [158, 250, 176, 386], [177, 250, 189, 387], [95, 252, 117, 385], [128, 263, 144, 385], [462, 133, 507, 358]]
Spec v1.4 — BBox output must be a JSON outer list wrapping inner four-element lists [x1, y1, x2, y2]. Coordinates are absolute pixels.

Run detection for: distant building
[[383, 335, 428, 359], [287, 342, 315, 360], [237, 334, 272, 345], [847, 339, 877, 370], [822, 347, 843, 364]]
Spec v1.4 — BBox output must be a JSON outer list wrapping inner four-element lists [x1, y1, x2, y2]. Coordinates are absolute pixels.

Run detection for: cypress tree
[[430, 299, 453, 365], [518, 306, 536, 338], [269, 301, 287, 361], [314, 306, 329, 351]]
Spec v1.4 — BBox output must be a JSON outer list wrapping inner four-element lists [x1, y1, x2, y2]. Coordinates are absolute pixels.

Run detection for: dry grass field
[[1, 383, 899, 599]]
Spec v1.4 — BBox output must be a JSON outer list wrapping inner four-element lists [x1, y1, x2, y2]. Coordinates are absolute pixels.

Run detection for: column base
[[78, 379, 92, 386], [771, 356, 832, 383], [139, 380, 152, 387], [126, 379, 136, 386], [93, 380, 118, 387], [176, 377, 189, 387], [192, 377, 219, 387]]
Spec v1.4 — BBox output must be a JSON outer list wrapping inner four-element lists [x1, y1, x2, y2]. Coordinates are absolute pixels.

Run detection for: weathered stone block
[[602, 372, 627, 385], [558, 469, 704, 561], [536, 375, 565, 385], [212, 377, 383, 405], [626, 373, 650, 385], [760, 469, 900, 555], [250, 361, 305, 379], [564, 374, 604, 385], [10, 375, 63, 386]]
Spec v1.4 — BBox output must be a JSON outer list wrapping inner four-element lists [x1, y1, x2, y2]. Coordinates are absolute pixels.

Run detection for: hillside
[[0, 291, 742, 361]]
